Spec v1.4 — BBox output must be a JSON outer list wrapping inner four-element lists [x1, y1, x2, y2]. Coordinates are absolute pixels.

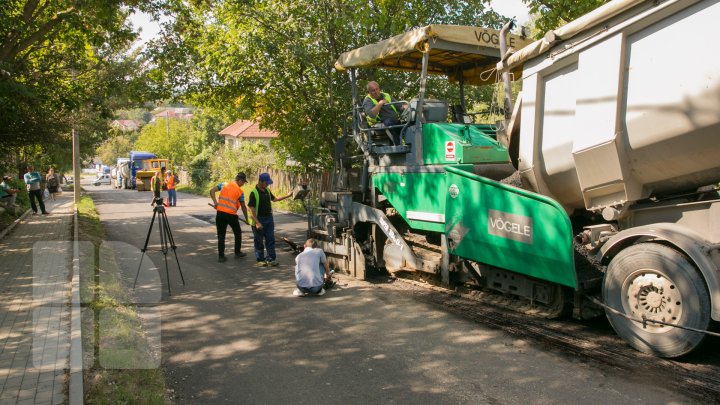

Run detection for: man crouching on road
[[293, 239, 331, 297]]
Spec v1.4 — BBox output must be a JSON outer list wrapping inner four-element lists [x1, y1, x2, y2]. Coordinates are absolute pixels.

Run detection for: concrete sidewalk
[[0, 196, 74, 405]]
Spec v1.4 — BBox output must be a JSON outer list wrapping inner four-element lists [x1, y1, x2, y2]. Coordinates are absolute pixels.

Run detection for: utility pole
[[71, 67, 81, 206], [72, 127, 80, 205]]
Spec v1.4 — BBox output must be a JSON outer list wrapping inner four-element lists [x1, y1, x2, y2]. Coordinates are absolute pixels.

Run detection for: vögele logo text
[[487, 209, 533, 244]]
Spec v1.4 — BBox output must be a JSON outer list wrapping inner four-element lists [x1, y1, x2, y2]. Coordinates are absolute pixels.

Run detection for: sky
[[128, 1, 530, 49], [128, 10, 164, 51], [491, 0, 531, 25]]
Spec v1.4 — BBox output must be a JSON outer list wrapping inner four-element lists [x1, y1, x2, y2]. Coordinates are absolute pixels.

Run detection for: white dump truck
[[115, 158, 130, 189], [496, 0, 720, 357]]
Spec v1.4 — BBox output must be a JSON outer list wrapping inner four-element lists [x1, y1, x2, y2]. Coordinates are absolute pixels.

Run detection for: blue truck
[[129, 151, 157, 189]]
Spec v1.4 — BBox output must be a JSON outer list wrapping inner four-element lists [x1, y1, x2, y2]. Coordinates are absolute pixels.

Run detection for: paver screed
[[0, 198, 73, 405]]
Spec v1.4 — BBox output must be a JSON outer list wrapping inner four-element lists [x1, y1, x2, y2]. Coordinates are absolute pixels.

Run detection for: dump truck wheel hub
[[624, 271, 682, 332]]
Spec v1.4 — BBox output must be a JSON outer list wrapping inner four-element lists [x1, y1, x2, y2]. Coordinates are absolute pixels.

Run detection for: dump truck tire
[[603, 243, 710, 358]]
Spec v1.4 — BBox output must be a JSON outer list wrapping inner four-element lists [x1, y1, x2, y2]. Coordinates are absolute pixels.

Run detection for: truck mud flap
[[444, 166, 577, 289]]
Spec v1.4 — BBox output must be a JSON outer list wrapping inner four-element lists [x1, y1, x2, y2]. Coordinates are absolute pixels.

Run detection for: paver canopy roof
[[335, 25, 531, 85]]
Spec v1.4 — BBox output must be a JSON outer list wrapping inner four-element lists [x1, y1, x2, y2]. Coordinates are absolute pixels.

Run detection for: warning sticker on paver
[[445, 141, 456, 161]]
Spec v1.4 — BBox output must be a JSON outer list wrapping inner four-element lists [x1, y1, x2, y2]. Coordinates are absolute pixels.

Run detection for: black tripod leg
[[162, 211, 185, 285], [133, 210, 158, 289], [158, 212, 172, 296]]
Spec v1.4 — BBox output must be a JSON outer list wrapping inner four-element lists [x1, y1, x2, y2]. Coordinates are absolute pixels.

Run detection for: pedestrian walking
[[45, 167, 60, 201], [210, 173, 249, 263], [247, 172, 293, 267], [165, 170, 178, 207], [24, 166, 48, 215]]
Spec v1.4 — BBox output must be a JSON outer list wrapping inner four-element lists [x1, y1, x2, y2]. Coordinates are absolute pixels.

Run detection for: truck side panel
[[622, 1, 720, 196], [518, 0, 720, 213]]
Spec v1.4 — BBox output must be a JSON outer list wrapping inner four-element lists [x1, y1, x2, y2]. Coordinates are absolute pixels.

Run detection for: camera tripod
[[133, 197, 185, 295]]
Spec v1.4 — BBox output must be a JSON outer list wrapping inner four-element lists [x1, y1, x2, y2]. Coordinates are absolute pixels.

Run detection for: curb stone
[[69, 207, 83, 405], [0, 208, 32, 241]]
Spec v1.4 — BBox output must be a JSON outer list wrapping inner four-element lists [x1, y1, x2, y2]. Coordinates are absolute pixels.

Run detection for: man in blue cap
[[247, 172, 293, 266]]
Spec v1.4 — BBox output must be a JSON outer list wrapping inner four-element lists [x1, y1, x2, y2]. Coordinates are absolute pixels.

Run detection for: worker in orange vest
[[210, 173, 249, 263], [165, 170, 178, 207]]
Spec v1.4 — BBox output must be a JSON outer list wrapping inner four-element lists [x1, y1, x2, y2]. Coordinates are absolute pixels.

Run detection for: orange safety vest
[[165, 174, 176, 190], [216, 181, 243, 215]]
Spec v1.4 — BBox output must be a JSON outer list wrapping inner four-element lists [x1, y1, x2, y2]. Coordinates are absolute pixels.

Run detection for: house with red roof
[[219, 120, 278, 148], [152, 108, 193, 121], [111, 119, 141, 132]]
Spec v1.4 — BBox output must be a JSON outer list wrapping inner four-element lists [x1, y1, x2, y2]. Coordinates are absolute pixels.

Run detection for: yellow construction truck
[[134, 158, 169, 191]]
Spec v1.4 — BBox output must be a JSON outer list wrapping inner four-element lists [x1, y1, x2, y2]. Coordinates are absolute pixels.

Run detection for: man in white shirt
[[293, 239, 331, 297]]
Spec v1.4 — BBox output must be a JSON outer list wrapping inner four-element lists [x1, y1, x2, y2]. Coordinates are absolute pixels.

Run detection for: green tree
[[188, 151, 212, 187], [133, 110, 225, 168], [147, 0, 506, 170], [97, 131, 134, 166], [186, 109, 231, 159], [0, 0, 169, 168], [134, 118, 191, 166], [522, 0, 609, 36], [209, 142, 274, 185]]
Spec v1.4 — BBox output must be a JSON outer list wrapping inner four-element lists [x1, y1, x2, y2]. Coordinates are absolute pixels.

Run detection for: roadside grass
[[175, 183, 206, 196], [76, 194, 169, 405]]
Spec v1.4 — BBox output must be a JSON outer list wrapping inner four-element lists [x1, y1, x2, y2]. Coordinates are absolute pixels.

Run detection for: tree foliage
[[1, 0, 611, 176], [209, 142, 274, 185], [523, 0, 609, 36], [134, 118, 194, 167], [133, 110, 224, 168], [96, 131, 134, 166], [188, 150, 212, 187], [147, 0, 507, 170], [0, 0, 169, 169]]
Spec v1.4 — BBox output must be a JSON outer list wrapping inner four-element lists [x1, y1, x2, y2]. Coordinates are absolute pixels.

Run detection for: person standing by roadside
[[24, 166, 48, 215], [165, 170, 177, 207], [150, 170, 163, 200], [45, 167, 60, 201], [247, 172, 293, 267], [210, 173, 249, 263]]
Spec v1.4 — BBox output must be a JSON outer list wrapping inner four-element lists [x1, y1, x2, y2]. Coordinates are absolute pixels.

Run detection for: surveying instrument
[[133, 197, 185, 295]]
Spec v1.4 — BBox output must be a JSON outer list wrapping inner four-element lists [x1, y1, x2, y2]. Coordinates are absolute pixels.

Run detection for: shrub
[[209, 142, 274, 183], [188, 149, 213, 187]]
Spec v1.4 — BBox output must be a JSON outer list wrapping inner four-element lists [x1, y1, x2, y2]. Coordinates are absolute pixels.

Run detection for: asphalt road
[[85, 180, 695, 404]]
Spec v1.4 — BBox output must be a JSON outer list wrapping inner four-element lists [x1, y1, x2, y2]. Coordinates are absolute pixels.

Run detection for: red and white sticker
[[445, 141, 456, 161]]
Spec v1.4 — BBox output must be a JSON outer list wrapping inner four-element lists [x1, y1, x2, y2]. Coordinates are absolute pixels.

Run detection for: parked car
[[92, 174, 112, 186]]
